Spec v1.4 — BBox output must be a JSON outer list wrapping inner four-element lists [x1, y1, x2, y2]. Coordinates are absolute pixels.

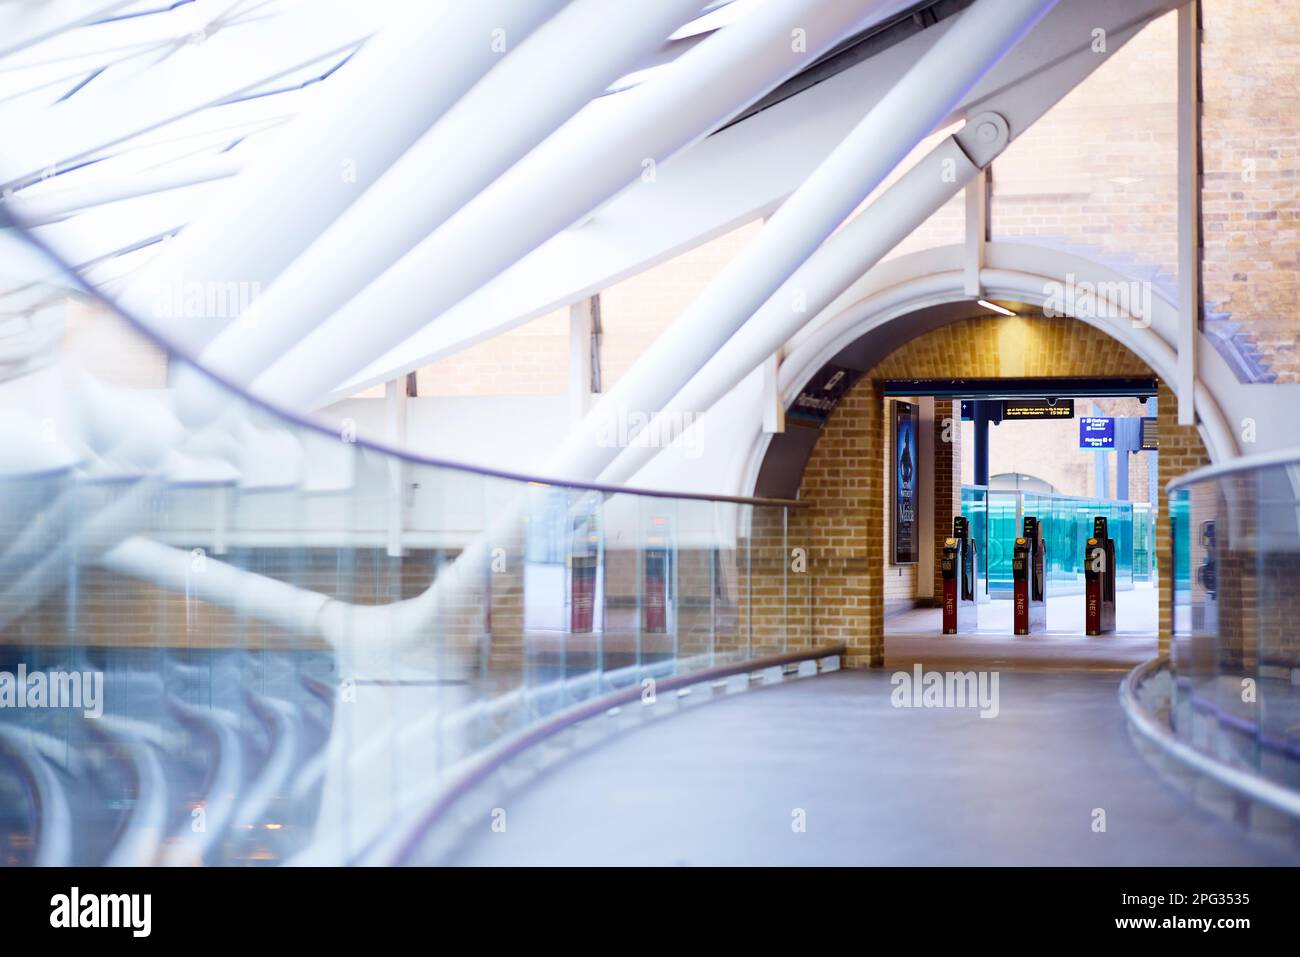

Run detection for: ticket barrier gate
[[1084, 516, 1117, 635], [941, 516, 978, 634], [1012, 515, 1047, 635]]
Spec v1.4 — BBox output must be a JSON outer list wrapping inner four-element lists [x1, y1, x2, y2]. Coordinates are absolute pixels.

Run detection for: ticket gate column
[[1085, 515, 1117, 635], [942, 516, 979, 634], [1013, 515, 1047, 635]]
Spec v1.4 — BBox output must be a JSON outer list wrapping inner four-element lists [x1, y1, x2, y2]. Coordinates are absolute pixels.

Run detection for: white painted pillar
[[761, 352, 785, 434], [1176, 1, 1201, 427], [384, 379, 407, 557], [569, 296, 598, 422], [963, 167, 988, 297]]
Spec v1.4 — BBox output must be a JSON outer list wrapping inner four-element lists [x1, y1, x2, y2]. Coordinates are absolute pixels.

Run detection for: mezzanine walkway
[[446, 668, 1289, 866]]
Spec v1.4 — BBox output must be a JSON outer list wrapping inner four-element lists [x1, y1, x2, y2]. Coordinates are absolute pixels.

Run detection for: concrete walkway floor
[[883, 585, 1158, 671], [448, 670, 1294, 866]]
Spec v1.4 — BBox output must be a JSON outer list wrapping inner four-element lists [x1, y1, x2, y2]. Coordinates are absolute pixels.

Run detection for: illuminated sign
[[1001, 399, 1075, 420], [961, 399, 1075, 420]]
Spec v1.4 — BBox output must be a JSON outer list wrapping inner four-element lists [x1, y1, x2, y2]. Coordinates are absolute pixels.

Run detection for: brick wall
[[411, 308, 570, 397], [788, 383, 883, 668], [989, 12, 1180, 277], [1200, 0, 1300, 379]]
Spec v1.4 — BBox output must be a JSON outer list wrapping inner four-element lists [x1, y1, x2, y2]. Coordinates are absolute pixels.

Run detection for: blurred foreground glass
[[1169, 456, 1300, 789], [0, 223, 802, 866]]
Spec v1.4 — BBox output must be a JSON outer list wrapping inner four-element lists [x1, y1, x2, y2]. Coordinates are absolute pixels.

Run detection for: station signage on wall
[[788, 364, 861, 426], [1079, 416, 1116, 449]]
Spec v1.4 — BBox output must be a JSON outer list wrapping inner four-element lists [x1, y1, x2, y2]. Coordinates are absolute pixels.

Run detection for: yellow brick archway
[[788, 313, 1207, 668]]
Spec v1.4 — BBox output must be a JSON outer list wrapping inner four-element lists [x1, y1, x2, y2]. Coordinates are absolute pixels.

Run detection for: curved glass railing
[[0, 221, 818, 866], [1168, 451, 1300, 789]]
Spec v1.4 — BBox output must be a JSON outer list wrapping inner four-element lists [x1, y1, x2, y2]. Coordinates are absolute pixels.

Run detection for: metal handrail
[[3, 214, 805, 512], [1119, 656, 1300, 821], [961, 483, 1140, 507], [1165, 446, 1300, 493]]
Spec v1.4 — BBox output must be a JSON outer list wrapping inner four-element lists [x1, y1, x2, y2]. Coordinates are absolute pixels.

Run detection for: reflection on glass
[[0, 224, 802, 866], [1170, 460, 1300, 786]]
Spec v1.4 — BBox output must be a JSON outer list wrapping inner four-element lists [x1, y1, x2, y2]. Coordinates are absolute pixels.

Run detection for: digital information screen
[[961, 399, 1075, 420], [1001, 399, 1075, 419]]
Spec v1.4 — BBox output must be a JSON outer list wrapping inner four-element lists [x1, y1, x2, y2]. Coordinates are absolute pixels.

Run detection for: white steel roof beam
[[0, 1, 140, 58], [0, 0, 382, 190], [5, 153, 241, 225], [266, 0, 1061, 649], [337, 0, 1180, 400], [531, 0, 1059, 485], [251, 0, 919, 410], [109, 0, 570, 354], [599, 15, 1153, 486], [192, 0, 705, 389]]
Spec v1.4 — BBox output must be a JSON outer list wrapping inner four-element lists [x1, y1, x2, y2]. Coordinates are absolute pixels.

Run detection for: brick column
[[931, 398, 962, 604], [795, 380, 884, 667], [1155, 382, 1212, 656]]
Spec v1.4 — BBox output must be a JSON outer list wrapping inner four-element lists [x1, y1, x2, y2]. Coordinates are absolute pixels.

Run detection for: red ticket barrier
[[1084, 516, 1116, 635], [942, 516, 978, 634], [1013, 515, 1047, 635]]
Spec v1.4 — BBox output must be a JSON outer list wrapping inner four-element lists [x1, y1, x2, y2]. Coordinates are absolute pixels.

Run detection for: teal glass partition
[[1168, 453, 1300, 787], [1132, 502, 1155, 582], [959, 486, 989, 599], [961, 486, 1138, 598], [0, 222, 813, 866]]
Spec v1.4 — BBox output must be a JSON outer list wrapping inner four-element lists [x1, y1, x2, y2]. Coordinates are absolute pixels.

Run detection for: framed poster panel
[[892, 400, 920, 565]]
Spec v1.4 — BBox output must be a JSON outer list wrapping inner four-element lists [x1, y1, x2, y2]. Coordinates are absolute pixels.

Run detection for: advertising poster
[[892, 400, 919, 565]]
